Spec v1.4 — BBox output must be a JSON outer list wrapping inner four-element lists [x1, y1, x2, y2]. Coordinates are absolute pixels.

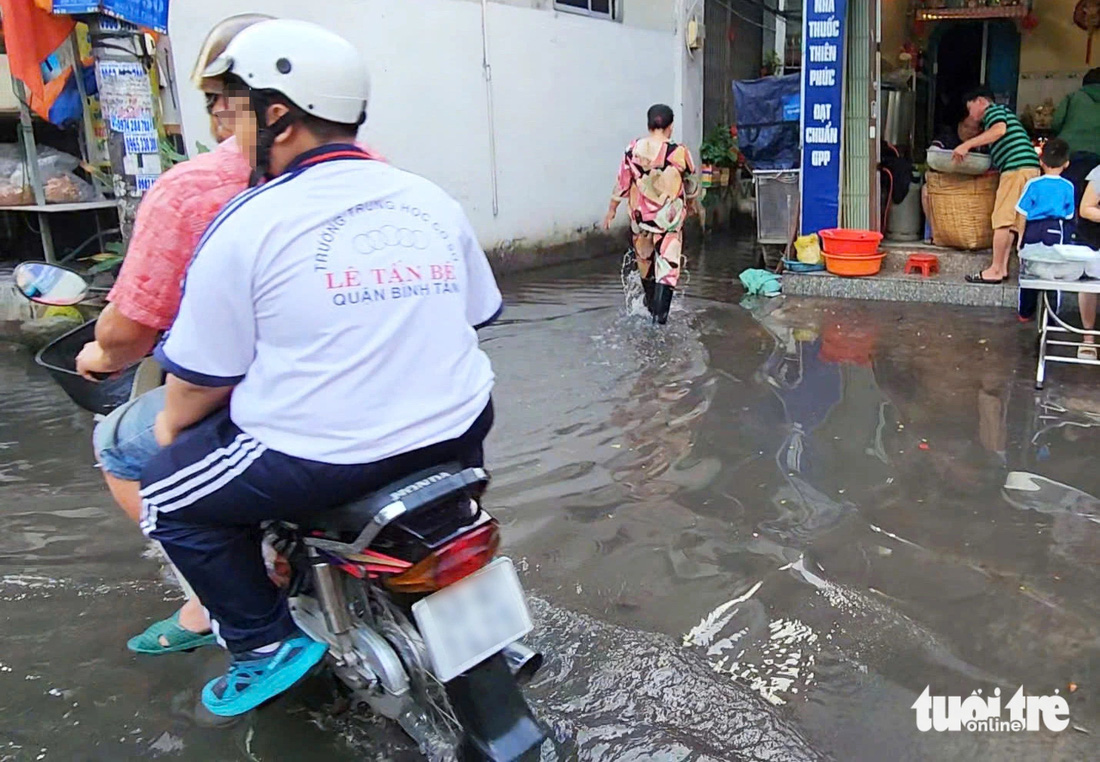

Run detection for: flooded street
[[2, 239, 1098, 761]]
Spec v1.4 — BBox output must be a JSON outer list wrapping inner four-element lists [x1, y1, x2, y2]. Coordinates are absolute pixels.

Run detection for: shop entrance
[[929, 20, 1020, 140]]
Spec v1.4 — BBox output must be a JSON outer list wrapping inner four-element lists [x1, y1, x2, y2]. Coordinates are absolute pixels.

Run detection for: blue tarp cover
[[732, 74, 801, 171]]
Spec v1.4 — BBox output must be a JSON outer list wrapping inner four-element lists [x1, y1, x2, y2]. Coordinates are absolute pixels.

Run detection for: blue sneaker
[[201, 635, 328, 717]]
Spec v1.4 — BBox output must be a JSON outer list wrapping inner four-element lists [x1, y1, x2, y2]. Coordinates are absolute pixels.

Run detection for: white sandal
[[1077, 344, 1098, 361]]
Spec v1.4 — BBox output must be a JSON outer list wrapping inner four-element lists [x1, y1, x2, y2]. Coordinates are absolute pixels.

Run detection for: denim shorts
[[93, 386, 166, 481]]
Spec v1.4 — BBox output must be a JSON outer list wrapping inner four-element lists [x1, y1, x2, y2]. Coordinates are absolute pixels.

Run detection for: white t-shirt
[[1088, 165, 1100, 187], [157, 153, 501, 465]]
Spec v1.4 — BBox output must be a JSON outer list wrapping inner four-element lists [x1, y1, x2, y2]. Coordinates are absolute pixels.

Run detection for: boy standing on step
[[1015, 139, 1076, 321], [1017, 138, 1076, 246]]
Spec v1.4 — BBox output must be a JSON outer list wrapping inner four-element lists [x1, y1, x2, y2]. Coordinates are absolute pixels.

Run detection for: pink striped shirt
[[109, 138, 385, 330]]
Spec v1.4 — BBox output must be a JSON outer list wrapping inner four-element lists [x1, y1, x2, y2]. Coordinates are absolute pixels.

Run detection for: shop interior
[[877, 0, 1098, 248], [929, 20, 1020, 141]]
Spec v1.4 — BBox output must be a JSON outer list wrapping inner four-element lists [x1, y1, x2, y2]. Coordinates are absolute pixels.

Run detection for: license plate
[[412, 558, 533, 682]]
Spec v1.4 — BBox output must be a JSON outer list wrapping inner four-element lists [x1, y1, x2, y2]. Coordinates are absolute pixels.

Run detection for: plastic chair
[[904, 253, 939, 277]]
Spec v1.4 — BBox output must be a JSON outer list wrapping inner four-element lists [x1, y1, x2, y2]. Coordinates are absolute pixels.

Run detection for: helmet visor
[[202, 55, 235, 81]]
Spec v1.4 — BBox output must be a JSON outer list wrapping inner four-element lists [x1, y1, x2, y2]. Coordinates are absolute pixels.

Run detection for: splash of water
[[619, 249, 690, 323]]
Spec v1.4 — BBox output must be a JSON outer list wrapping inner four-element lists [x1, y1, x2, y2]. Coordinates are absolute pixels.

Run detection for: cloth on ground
[[740, 268, 782, 296]]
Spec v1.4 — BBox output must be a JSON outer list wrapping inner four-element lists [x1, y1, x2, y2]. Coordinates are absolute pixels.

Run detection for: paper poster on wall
[[48, 0, 169, 34], [48, 1, 101, 12], [799, 0, 848, 234], [95, 60, 163, 193], [135, 173, 159, 192]]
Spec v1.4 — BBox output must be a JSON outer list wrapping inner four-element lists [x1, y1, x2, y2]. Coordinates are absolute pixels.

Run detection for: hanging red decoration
[[1019, 11, 1040, 31], [1075, 0, 1100, 64]]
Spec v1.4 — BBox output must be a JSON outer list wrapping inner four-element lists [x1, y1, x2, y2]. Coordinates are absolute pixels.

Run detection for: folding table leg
[[1035, 293, 1049, 389]]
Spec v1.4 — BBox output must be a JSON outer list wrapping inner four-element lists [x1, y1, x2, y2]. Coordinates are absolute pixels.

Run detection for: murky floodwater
[[2, 237, 1097, 761]]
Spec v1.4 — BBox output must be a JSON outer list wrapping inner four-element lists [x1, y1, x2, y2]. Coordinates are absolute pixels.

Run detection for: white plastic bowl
[[926, 146, 992, 176], [1051, 244, 1100, 278], [1053, 244, 1100, 262], [1020, 245, 1086, 281]]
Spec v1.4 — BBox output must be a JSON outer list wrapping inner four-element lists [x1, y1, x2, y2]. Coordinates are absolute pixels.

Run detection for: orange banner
[[1, 0, 76, 119]]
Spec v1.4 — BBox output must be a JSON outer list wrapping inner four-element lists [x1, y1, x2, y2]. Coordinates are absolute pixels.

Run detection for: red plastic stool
[[904, 253, 940, 277]]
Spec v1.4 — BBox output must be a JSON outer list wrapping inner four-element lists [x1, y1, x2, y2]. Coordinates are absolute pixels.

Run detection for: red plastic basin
[[819, 228, 884, 256], [822, 251, 885, 277]]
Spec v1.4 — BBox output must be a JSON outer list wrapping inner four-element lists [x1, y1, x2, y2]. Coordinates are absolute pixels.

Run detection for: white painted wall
[[167, 0, 701, 251], [673, 0, 705, 160]]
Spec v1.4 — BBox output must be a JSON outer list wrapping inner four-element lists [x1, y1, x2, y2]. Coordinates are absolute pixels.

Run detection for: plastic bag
[[0, 144, 30, 205], [1, 143, 97, 204], [36, 145, 81, 175], [795, 234, 822, 265]]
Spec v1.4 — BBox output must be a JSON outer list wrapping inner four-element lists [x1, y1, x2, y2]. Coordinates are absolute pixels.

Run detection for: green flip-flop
[[127, 612, 218, 655]]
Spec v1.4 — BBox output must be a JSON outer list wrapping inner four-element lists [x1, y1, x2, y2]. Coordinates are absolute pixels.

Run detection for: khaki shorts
[[992, 167, 1040, 232]]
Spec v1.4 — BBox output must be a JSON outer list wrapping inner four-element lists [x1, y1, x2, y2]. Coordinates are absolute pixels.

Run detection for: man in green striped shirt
[[954, 88, 1041, 284]]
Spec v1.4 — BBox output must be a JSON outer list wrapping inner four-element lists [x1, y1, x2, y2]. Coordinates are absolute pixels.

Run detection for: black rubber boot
[[641, 277, 656, 313], [650, 283, 673, 325]]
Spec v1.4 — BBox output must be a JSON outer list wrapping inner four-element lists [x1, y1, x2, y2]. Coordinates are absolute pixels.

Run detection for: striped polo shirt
[[981, 104, 1040, 172]]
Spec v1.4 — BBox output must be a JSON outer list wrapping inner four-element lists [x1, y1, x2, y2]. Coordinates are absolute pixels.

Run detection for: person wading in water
[[603, 104, 703, 324]]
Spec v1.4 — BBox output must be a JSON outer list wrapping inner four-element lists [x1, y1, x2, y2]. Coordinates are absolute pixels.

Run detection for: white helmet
[[202, 19, 370, 125], [190, 13, 274, 93]]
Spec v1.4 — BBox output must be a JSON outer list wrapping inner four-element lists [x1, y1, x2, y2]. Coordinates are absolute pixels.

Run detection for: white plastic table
[[1023, 277, 1100, 389]]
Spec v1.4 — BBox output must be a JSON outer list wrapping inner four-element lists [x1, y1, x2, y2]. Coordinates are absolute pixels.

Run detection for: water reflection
[[1004, 393, 1100, 569], [2, 249, 1098, 760], [605, 293, 719, 500]]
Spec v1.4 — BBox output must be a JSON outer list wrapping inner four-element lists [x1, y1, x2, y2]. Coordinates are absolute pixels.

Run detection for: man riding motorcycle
[[82, 14, 387, 655], [139, 19, 504, 716]]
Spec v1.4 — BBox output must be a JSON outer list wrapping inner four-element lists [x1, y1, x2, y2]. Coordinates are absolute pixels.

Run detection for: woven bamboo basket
[[925, 171, 999, 250]]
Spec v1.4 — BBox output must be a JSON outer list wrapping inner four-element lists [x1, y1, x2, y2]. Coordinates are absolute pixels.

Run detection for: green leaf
[[159, 139, 189, 168], [700, 124, 738, 168], [86, 255, 125, 275], [195, 141, 211, 155], [83, 241, 126, 270]]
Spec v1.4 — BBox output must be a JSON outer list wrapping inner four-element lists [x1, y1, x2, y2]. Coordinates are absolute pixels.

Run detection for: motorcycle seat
[[299, 464, 490, 554]]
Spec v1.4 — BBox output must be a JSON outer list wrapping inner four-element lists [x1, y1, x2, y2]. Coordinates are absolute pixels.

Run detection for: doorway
[[928, 20, 1020, 142]]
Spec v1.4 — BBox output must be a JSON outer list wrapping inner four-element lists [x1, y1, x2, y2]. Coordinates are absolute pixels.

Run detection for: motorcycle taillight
[[382, 521, 500, 594]]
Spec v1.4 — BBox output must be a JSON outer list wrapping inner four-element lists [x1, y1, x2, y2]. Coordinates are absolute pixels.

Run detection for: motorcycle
[[15, 261, 547, 761]]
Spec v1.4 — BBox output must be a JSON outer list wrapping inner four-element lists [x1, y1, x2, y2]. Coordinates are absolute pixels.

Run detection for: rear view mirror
[[13, 262, 90, 306]]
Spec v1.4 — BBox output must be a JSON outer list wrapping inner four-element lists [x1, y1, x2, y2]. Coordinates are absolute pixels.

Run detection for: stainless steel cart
[[753, 169, 799, 269]]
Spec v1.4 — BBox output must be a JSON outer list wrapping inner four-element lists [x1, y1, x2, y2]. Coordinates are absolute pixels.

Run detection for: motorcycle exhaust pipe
[[500, 642, 543, 685]]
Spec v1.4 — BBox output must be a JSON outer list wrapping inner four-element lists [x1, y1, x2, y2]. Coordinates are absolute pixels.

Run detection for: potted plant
[[761, 50, 782, 77], [701, 125, 737, 187], [699, 133, 720, 188]]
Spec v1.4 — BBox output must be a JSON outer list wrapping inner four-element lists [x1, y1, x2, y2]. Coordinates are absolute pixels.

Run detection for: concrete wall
[[1020, 0, 1091, 75], [880, 0, 907, 68], [1016, 0, 1093, 113], [167, 0, 702, 255]]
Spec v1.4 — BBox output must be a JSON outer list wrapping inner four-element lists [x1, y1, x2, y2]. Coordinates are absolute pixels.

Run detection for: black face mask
[[247, 90, 298, 187]]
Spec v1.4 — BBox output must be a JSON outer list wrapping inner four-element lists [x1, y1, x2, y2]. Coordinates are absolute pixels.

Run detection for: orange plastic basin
[[819, 228, 884, 256], [823, 251, 885, 277]]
